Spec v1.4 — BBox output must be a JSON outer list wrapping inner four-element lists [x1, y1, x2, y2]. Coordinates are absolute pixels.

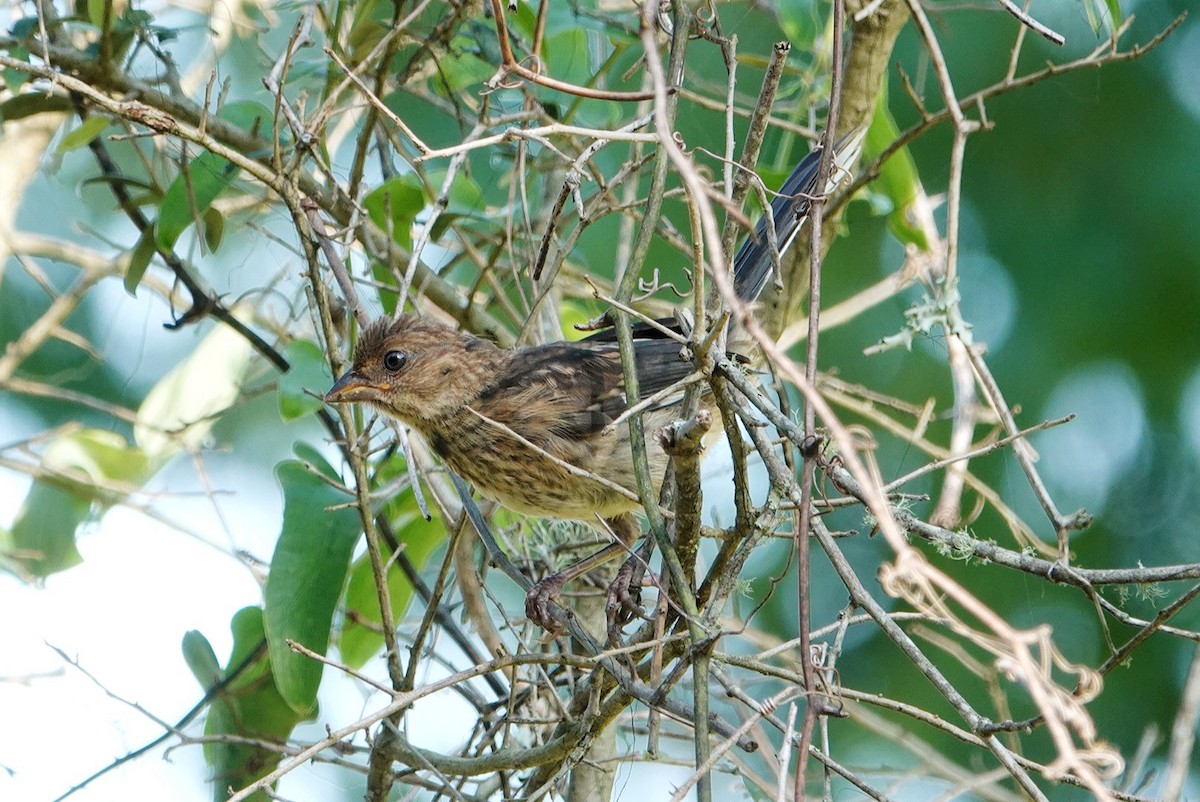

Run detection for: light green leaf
[[277, 340, 330, 421], [263, 461, 361, 713], [181, 629, 222, 688], [135, 320, 253, 469], [1082, 0, 1120, 36], [866, 91, 929, 251], [9, 428, 153, 578], [363, 174, 426, 252], [340, 510, 443, 668], [43, 428, 152, 487], [10, 482, 88, 578], [56, 116, 109, 153]]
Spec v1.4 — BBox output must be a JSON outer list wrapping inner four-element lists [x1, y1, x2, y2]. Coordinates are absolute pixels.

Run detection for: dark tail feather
[[582, 129, 864, 345], [732, 128, 866, 302]]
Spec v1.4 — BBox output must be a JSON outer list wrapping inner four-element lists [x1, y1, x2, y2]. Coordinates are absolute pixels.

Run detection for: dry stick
[[721, 650, 1157, 801], [731, 390, 1049, 800], [780, 13, 1179, 354], [994, 0, 1065, 45], [885, 413, 1075, 490], [965, 345, 1092, 554], [305, 201, 370, 329], [669, 687, 804, 802], [794, 2, 849, 796], [262, 7, 317, 165], [529, 111, 657, 282], [716, 40, 790, 282], [324, 45, 431, 155], [899, 0, 984, 533], [849, 12, 1176, 202], [633, 8, 735, 802], [721, 352, 1090, 796], [485, 0, 655, 101]]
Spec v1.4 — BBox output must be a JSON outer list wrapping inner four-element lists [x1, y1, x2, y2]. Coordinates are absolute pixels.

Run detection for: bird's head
[[325, 314, 502, 427]]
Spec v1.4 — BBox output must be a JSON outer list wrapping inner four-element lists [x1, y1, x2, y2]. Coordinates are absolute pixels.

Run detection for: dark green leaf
[[0, 92, 71, 121], [371, 260, 398, 316], [292, 441, 342, 482], [264, 461, 361, 713], [9, 18, 39, 38], [181, 630, 222, 688], [196, 607, 307, 802]]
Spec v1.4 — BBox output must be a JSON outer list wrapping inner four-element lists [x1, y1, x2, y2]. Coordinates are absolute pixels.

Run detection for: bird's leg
[[525, 513, 640, 634]]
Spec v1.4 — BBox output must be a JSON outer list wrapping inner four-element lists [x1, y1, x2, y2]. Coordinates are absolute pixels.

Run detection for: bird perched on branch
[[325, 132, 864, 633]]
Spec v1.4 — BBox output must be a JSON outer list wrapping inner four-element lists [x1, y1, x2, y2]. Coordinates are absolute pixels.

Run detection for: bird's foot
[[605, 554, 647, 644], [525, 574, 567, 634]]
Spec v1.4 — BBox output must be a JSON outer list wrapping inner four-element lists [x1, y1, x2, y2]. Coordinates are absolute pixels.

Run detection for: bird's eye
[[383, 350, 407, 372]]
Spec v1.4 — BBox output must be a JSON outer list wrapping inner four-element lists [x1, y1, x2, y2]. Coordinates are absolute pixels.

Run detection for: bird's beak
[[325, 370, 377, 404]]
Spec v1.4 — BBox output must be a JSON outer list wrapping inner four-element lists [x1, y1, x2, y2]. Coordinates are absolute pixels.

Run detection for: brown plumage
[[325, 133, 863, 632]]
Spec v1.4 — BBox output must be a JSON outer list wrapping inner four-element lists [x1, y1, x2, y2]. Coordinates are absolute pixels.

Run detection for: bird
[[325, 132, 864, 633]]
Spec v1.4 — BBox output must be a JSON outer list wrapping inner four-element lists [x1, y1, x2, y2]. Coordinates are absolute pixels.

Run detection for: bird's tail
[[731, 128, 867, 303]]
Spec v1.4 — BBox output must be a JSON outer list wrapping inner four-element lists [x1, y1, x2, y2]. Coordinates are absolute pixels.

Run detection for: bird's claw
[[525, 575, 567, 634], [605, 556, 646, 643]]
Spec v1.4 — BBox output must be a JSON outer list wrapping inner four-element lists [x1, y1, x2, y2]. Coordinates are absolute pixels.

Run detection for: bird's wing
[[477, 338, 696, 442]]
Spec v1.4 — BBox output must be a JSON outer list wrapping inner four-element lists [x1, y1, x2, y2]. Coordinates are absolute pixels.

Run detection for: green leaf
[[194, 607, 308, 802], [0, 92, 71, 121], [43, 428, 152, 488], [775, 0, 820, 50], [181, 629, 222, 688], [425, 48, 493, 94], [85, 0, 107, 29], [135, 319, 253, 469], [277, 340, 329, 421], [9, 428, 153, 578], [363, 174, 426, 252], [202, 206, 225, 252], [543, 28, 593, 90], [56, 115, 109, 153], [347, 0, 386, 60], [370, 260, 398, 316], [865, 94, 929, 251], [340, 508, 443, 668], [124, 226, 157, 296], [155, 150, 240, 251], [264, 461, 361, 713], [216, 100, 274, 143], [292, 441, 341, 481], [1082, 0, 1120, 36], [10, 482, 88, 578], [9, 18, 40, 38]]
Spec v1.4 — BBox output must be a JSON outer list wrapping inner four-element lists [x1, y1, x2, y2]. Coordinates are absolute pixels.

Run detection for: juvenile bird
[[326, 134, 863, 632]]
